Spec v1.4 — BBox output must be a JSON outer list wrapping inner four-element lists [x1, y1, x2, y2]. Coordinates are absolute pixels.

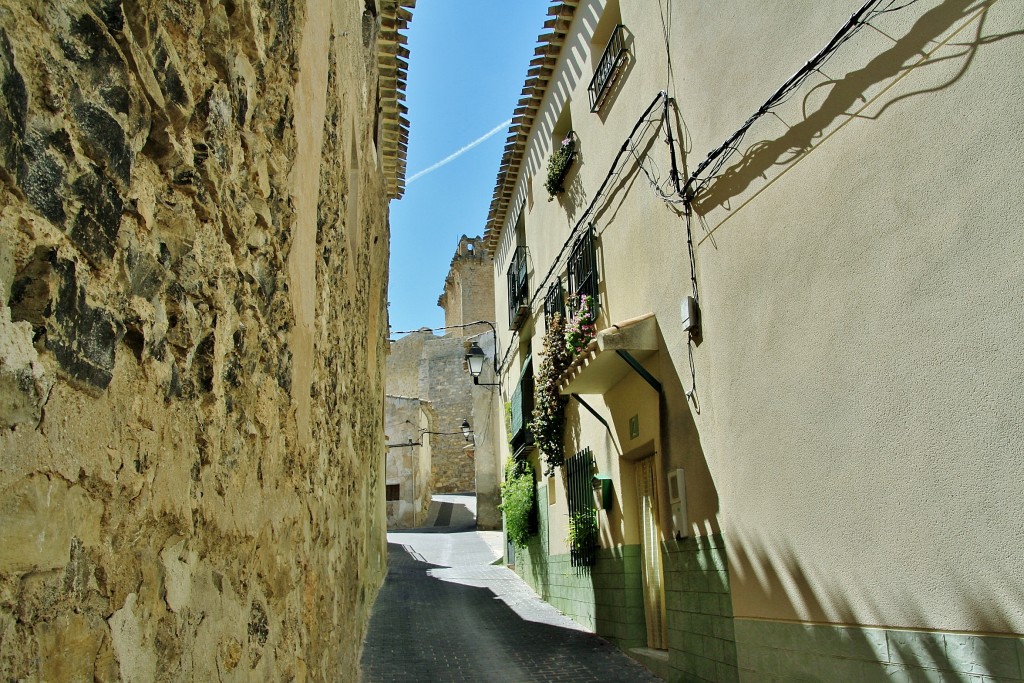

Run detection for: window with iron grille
[[507, 245, 530, 330], [588, 24, 628, 113], [567, 227, 599, 315], [566, 448, 597, 567], [385, 484, 400, 501], [544, 279, 565, 322]]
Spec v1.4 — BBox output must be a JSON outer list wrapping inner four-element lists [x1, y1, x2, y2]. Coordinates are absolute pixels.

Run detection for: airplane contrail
[[406, 118, 513, 184]]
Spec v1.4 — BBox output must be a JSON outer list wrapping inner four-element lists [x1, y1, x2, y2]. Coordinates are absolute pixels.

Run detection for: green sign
[[629, 414, 639, 440]]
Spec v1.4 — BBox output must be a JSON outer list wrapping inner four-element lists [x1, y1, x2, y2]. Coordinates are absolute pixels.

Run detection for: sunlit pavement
[[360, 494, 661, 682]]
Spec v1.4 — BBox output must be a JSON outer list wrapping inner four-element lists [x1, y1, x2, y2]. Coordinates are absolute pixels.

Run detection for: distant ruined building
[[0, 0, 412, 680], [385, 236, 494, 512], [437, 235, 494, 336]]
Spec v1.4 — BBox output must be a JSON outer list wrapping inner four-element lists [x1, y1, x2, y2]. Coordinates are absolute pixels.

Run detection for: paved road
[[360, 495, 661, 682]]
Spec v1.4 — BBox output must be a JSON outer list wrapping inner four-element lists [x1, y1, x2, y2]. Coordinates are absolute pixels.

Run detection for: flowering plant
[[565, 294, 597, 356], [545, 133, 576, 197], [529, 313, 572, 475]]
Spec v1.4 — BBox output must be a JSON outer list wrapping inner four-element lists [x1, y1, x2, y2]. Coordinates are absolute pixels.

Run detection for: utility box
[[681, 295, 700, 334], [667, 468, 689, 538], [592, 474, 613, 511]]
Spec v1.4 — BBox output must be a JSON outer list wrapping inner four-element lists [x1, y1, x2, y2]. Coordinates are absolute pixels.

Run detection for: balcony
[[567, 227, 599, 315], [588, 24, 627, 113], [507, 245, 530, 330], [544, 279, 565, 323]]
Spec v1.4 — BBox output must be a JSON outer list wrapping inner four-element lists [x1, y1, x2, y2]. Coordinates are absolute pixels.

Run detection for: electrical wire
[[493, 0, 920, 382]]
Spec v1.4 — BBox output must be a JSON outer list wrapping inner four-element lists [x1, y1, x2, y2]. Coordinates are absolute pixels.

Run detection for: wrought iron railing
[[507, 245, 530, 330], [588, 24, 627, 113], [567, 226, 599, 315], [567, 447, 597, 567], [544, 279, 565, 323]]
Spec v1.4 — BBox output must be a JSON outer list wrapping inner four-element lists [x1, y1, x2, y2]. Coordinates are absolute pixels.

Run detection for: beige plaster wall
[[490, 0, 1023, 636], [0, 0, 396, 678]]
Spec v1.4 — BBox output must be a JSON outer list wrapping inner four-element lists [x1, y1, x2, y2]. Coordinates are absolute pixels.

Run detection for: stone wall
[[383, 395, 432, 529], [386, 330, 474, 494], [437, 235, 494, 336], [0, 0, 410, 680]]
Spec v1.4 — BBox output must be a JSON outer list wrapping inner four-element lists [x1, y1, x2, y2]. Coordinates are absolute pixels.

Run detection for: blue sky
[[387, 2, 550, 337]]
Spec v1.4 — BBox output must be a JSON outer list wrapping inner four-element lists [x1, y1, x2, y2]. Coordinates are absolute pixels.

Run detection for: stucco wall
[[488, 0, 1023, 651], [0, 0, 403, 679]]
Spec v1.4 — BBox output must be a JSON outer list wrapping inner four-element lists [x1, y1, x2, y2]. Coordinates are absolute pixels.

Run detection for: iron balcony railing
[[567, 226, 599, 316], [544, 279, 565, 323], [507, 245, 530, 330], [588, 24, 627, 113]]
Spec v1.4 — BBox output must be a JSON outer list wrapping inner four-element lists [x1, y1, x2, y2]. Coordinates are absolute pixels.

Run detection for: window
[[544, 279, 565, 322], [588, 0, 627, 114], [507, 245, 530, 330], [567, 226, 599, 315], [566, 447, 597, 567], [386, 483, 400, 501]]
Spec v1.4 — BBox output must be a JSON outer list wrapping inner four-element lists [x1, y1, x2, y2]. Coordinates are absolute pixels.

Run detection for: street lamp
[[461, 419, 472, 441], [465, 341, 499, 386]]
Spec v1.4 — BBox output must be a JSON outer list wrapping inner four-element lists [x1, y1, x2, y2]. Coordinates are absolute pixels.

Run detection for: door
[[635, 455, 667, 649]]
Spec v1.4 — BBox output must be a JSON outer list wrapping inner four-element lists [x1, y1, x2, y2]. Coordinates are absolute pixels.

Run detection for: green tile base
[[735, 619, 1024, 682]]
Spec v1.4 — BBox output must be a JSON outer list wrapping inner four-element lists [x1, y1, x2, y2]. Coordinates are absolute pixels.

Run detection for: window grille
[[544, 279, 565, 322], [507, 245, 530, 330], [566, 448, 597, 567], [385, 484, 400, 501], [588, 24, 628, 113], [567, 226, 599, 315]]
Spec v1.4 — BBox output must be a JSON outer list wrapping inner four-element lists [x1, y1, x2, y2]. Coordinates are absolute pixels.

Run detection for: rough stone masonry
[[0, 0, 411, 680]]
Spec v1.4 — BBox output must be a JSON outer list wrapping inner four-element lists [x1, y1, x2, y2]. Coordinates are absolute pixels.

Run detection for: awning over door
[[558, 313, 660, 395]]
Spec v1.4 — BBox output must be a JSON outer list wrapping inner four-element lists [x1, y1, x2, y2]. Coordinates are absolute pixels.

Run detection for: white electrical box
[[667, 468, 689, 538], [681, 295, 699, 333]]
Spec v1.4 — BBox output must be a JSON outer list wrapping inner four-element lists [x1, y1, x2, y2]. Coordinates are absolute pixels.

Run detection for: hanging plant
[[565, 294, 597, 356], [567, 508, 599, 558], [529, 313, 572, 476], [499, 458, 537, 548], [545, 132, 576, 198]]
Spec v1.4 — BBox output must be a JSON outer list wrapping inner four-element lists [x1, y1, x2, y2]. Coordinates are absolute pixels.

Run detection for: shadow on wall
[[692, 0, 1024, 219], [727, 529, 1024, 679]]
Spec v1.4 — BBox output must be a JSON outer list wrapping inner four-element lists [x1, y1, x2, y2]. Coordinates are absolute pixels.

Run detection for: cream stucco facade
[[484, 1, 1024, 680]]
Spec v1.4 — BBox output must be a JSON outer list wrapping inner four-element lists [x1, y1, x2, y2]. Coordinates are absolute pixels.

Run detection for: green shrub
[[499, 458, 536, 548]]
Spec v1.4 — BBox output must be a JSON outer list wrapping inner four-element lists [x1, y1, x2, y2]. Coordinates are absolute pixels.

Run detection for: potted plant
[[545, 132, 576, 198]]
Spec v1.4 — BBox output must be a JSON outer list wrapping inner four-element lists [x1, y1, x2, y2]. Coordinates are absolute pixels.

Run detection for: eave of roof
[[378, 0, 416, 199], [481, 1, 579, 254]]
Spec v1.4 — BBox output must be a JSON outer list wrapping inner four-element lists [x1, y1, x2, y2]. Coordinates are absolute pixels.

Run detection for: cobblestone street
[[360, 495, 661, 682]]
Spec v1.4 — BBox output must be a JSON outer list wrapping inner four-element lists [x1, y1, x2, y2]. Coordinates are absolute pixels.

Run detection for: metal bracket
[[615, 350, 662, 393]]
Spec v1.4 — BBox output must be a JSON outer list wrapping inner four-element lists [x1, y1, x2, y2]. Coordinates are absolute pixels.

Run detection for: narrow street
[[360, 494, 661, 682]]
